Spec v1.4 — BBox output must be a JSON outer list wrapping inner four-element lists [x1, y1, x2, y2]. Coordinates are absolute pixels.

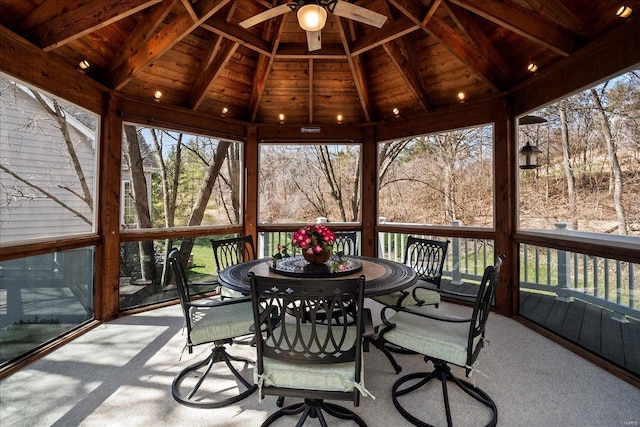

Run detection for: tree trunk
[[179, 140, 231, 257], [558, 101, 577, 229], [590, 88, 627, 234], [123, 125, 155, 283]]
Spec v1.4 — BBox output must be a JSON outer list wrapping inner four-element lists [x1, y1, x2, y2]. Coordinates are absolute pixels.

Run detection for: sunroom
[[1, 0, 639, 424]]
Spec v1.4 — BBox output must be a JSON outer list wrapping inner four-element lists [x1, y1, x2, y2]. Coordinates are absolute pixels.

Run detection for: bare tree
[[558, 100, 578, 229], [0, 86, 93, 224], [123, 125, 155, 283], [590, 87, 628, 234]]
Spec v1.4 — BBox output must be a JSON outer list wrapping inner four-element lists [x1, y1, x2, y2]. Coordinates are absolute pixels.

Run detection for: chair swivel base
[[262, 398, 367, 427], [392, 360, 497, 427], [172, 345, 257, 408]]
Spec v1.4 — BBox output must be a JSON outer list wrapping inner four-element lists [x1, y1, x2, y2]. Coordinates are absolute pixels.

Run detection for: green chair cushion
[[255, 323, 369, 395], [189, 301, 254, 345], [372, 286, 440, 307], [382, 306, 479, 367], [219, 286, 244, 298]]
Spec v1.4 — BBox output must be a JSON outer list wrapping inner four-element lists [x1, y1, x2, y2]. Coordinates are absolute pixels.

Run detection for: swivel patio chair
[[371, 236, 449, 372], [249, 273, 374, 426], [167, 248, 257, 408], [334, 231, 358, 256], [211, 235, 256, 299], [377, 255, 505, 427]]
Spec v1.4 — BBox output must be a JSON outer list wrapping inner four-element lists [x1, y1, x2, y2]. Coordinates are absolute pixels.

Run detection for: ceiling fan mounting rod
[[292, 0, 339, 12]]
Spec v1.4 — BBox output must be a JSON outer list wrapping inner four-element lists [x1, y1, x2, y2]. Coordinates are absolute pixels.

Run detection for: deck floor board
[[440, 281, 640, 379]]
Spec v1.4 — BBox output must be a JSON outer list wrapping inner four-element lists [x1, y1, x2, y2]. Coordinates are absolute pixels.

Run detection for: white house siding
[[0, 77, 98, 245]]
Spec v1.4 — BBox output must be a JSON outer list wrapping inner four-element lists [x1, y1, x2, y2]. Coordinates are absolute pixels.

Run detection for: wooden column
[[493, 98, 517, 317], [96, 93, 123, 321], [244, 125, 258, 242], [361, 126, 377, 257]]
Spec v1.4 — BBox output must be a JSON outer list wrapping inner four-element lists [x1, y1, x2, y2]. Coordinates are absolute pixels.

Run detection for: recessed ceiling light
[[392, 108, 400, 116], [527, 62, 539, 73], [78, 60, 90, 70], [221, 107, 228, 117], [278, 113, 285, 124], [616, 6, 632, 18], [457, 92, 465, 101], [154, 90, 162, 102], [336, 114, 343, 124]]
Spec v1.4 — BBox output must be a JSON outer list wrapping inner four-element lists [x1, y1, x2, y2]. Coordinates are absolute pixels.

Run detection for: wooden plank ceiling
[[0, 0, 637, 125]]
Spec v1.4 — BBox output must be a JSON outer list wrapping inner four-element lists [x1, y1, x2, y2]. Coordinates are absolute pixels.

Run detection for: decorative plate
[[269, 255, 363, 278]]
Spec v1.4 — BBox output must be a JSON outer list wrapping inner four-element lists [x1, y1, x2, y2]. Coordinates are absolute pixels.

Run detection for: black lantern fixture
[[518, 115, 546, 170]]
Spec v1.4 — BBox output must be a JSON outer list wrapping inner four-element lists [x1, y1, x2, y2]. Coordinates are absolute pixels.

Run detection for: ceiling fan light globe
[[297, 4, 327, 31]]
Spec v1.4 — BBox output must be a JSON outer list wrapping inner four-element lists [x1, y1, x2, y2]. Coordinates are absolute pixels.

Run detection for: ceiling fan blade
[[331, 1, 387, 28], [239, 3, 296, 28], [307, 30, 322, 52]]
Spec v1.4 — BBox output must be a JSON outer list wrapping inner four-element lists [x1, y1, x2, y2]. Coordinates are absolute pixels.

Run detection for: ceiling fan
[[239, 0, 387, 52]]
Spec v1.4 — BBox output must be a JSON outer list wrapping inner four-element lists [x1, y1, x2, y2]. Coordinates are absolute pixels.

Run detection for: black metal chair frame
[[378, 255, 505, 427], [250, 273, 369, 427], [375, 236, 449, 372], [167, 248, 257, 408], [211, 235, 256, 290], [399, 236, 449, 305], [334, 231, 358, 256]]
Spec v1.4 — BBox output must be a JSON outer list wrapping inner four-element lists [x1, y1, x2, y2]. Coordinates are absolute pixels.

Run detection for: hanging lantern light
[[518, 115, 546, 170]]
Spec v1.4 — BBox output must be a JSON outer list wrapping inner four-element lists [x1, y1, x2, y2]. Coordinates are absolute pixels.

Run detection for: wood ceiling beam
[[448, 0, 582, 56], [108, 0, 180, 73], [520, 0, 594, 38], [201, 16, 273, 56], [187, 3, 239, 110], [383, 39, 434, 111], [444, 1, 511, 85], [187, 39, 238, 109], [27, 0, 162, 51], [276, 44, 346, 59], [110, 0, 229, 91], [337, 16, 372, 123], [249, 16, 287, 122], [308, 58, 314, 124], [390, 0, 507, 91], [349, 17, 420, 56]]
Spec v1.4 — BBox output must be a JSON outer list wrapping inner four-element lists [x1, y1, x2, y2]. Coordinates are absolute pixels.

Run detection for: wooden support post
[[97, 93, 123, 321]]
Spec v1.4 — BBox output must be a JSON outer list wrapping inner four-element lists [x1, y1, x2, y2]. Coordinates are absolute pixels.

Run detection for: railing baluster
[[604, 258, 610, 301]]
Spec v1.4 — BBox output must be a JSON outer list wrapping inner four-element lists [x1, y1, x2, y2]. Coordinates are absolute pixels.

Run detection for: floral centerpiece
[[292, 223, 336, 264], [271, 223, 348, 269]]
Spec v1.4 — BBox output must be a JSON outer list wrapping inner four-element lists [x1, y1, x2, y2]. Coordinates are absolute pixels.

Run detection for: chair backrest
[[167, 248, 194, 332], [467, 254, 505, 368], [403, 236, 449, 287], [250, 273, 365, 368], [334, 231, 358, 256], [210, 235, 256, 273]]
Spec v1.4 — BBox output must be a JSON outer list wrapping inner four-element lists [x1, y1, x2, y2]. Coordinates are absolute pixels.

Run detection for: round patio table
[[217, 255, 417, 297]]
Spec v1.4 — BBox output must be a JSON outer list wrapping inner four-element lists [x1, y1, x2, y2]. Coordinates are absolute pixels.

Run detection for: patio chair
[[167, 248, 257, 408], [249, 273, 373, 426], [211, 235, 256, 299], [371, 236, 449, 372], [334, 231, 358, 255], [377, 255, 505, 427]]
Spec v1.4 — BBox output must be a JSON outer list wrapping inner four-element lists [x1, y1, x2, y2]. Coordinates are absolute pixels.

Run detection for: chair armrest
[[362, 308, 374, 338], [436, 288, 478, 301], [187, 295, 251, 309], [380, 303, 472, 328]]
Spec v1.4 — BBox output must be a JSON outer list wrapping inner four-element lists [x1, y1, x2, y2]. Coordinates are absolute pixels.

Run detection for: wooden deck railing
[[259, 221, 639, 323]]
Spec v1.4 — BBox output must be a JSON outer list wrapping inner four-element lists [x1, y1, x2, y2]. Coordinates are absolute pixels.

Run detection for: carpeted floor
[[1, 301, 639, 427]]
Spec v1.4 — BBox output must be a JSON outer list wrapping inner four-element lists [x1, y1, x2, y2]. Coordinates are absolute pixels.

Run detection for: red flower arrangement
[[292, 223, 336, 255]]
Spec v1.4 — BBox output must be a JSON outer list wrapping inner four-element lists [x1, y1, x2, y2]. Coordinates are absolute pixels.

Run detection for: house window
[[122, 181, 137, 226]]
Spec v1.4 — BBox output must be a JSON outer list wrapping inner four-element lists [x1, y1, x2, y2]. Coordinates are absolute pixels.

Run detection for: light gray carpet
[[1, 301, 639, 427]]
